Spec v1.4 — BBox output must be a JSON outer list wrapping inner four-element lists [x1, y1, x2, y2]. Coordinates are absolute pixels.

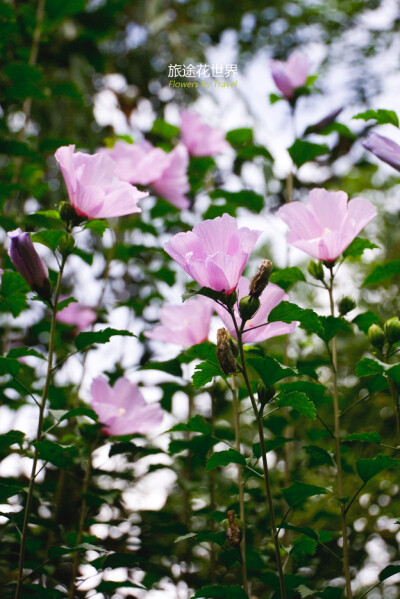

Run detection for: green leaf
[[379, 564, 400, 582], [363, 260, 400, 287], [205, 449, 246, 472], [209, 189, 264, 212], [152, 118, 180, 140], [354, 109, 399, 127], [7, 347, 45, 360], [0, 430, 24, 451], [169, 415, 212, 436], [268, 301, 324, 337], [192, 361, 222, 388], [50, 407, 98, 423], [142, 358, 182, 377], [33, 440, 79, 469], [288, 140, 329, 168], [276, 391, 316, 420], [252, 436, 293, 458], [56, 297, 77, 312], [344, 432, 381, 444], [356, 454, 400, 483], [356, 357, 384, 377], [30, 230, 65, 251], [247, 355, 298, 386], [304, 445, 333, 467], [96, 581, 146, 592], [297, 585, 316, 598], [291, 536, 317, 559], [278, 381, 326, 404], [283, 481, 327, 507], [0, 481, 25, 502], [352, 311, 380, 334], [343, 237, 379, 259], [317, 588, 343, 599], [386, 364, 400, 383], [192, 584, 249, 598], [270, 266, 306, 290], [0, 271, 29, 317], [0, 357, 20, 376], [75, 328, 134, 351], [226, 128, 253, 146], [84, 219, 109, 237], [319, 315, 351, 343]]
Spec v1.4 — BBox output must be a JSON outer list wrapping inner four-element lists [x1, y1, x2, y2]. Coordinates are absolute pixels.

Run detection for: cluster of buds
[[368, 317, 400, 352], [239, 259, 273, 323]]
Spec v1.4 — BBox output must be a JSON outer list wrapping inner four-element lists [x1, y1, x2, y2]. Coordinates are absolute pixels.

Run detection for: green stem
[[231, 375, 248, 594], [327, 269, 353, 599], [231, 312, 287, 599], [15, 256, 66, 599]]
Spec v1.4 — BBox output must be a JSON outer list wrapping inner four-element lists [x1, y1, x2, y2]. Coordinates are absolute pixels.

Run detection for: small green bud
[[368, 324, 385, 351], [239, 295, 260, 323], [59, 202, 86, 227], [384, 317, 400, 345], [58, 232, 75, 257], [257, 382, 276, 405], [307, 261, 324, 281], [338, 296, 356, 316], [249, 259, 273, 298], [223, 290, 237, 309]]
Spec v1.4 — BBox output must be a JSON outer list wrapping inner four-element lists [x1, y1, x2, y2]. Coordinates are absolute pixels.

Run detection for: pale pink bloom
[[277, 188, 377, 262], [145, 296, 213, 346], [100, 141, 190, 209], [270, 50, 310, 99], [54, 145, 147, 219], [216, 276, 296, 344], [164, 213, 262, 294], [91, 376, 164, 436], [180, 111, 229, 157], [56, 300, 97, 333]]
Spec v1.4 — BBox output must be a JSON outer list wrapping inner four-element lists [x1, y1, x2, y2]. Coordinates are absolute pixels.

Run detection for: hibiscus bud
[[216, 328, 237, 375], [384, 317, 400, 345], [239, 295, 260, 322], [338, 296, 356, 316], [58, 232, 75, 257], [8, 229, 51, 301], [249, 259, 273, 298], [257, 382, 276, 405], [368, 324, 385, 351], [307, 260, 324, 281], [59, 201, 85, 227]]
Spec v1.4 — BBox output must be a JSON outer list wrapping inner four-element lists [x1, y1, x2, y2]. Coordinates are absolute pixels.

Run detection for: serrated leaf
[[205, 449, 246, 472], [33, 440, 79, 469], [356, 454, 400, 483], [75, 328, 134, 351], [31, 230, 65, 251], [379, 564, 400, 582], [247, 355, 298, 386], [288, 140, 329, 168], [356, 357, 384, 377], [283, 481, 327, 507], [270, 267, 306, 289], [343, 432, 381, 444], [363, 260, 400, 287], [192, 361, 222, 388], [192, 584, 249, 598], [170, 415, 212, 435], [354, 109, 399, 127], [268, 301, 324, 337], [343, 237, 379, 259], [291, 536, 317, 559], [297, 584, 316, 598], [279, 381, 326, 404], [319, 315, 351, 343], [0, 271, 29, 317], [0, 430, 24, 451], [84, 219, 109, 237], [252, 436, 293, 458], [276, 391, 316, 419]]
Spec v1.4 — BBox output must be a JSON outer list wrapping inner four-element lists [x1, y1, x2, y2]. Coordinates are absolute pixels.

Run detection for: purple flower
[[8, 228, 51, 299], [270, 50, 310, 100], [277, 188, 377, 262], [216, 276, 296, 344], [100, 141, 190, 209], [56, 300, 97, 333], [145, 296, 213, 346], [91, 376, 164, 436], [164, 213, 262, 294], [54, 145, 147, 219], [180, 111, 229, 157], [362, 132, 400, 171]]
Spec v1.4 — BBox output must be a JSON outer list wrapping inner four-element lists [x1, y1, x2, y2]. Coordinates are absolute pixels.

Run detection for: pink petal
[[308, 188, 348, 230], [164, 231, 205, 270]]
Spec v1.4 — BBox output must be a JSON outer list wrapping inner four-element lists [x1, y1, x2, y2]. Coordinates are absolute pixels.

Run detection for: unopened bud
[[384, 317, 400, 345], [216, 328, 237, 375], [257, 382, 276, 405], [249, 259, 273, 298], [8, 228, 51, 302], [59, 202, 86, 227], [58, 232, 75, 257], [225, 510, 242, 547], [239, 295, 260, 322], [368, 324, 385, 351], [338, 296, 356, 316], [307, 261, 324, 281]]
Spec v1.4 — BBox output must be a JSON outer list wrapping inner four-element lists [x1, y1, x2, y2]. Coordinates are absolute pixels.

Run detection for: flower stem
[[231, 375, 248, 594], [15, 256, 66, 599], [327, 268, 353, 599], [231, 312, 287, 599]]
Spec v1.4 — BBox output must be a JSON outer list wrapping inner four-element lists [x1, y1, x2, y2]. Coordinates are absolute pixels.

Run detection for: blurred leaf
[[31, 230, 65, 251], [283, 481, 327, 507], [0, 271, 29, 316], [247, 355, 298, 386], [226, 128, 253, 145], [209, 189, 264, 212], [151, 118, 179, 140], [363, 260, 400, 287], [343, 432, 381, 444], [270, 267, 306, 289], [0, 430, 24, 451], [75, 328, 134, 351], [276, 391, 316, 420], [268, 301, 324, 337], [170, 415, 212, 435], [33, 440, 79, 469], [56, 297, 77, 312], [96, 581, 146, 592], [192, 584, 249, 598], [253, 436, 293, 458], [291, 536, 317, 559], [353, 109, 399, 127], [205, 449, 246, 471], [304, 445, 333, 467], [356, 454, 400, 483], [142, 358, 182, 377], [7, 347, 45, 360], [84, 219, 109, 237], [319, 316, 351, 342], [288, 140, 329, 167], [51, 407, 98, 423], [379, 564, 400, 582], [343, 237, 379, 259], [356, 357, 384, 377], [352, 311, 380, 334], [0, 357, 20, 377]]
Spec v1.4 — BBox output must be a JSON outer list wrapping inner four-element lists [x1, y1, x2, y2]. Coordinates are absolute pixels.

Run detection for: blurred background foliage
[[1, 0, 400, 598]]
